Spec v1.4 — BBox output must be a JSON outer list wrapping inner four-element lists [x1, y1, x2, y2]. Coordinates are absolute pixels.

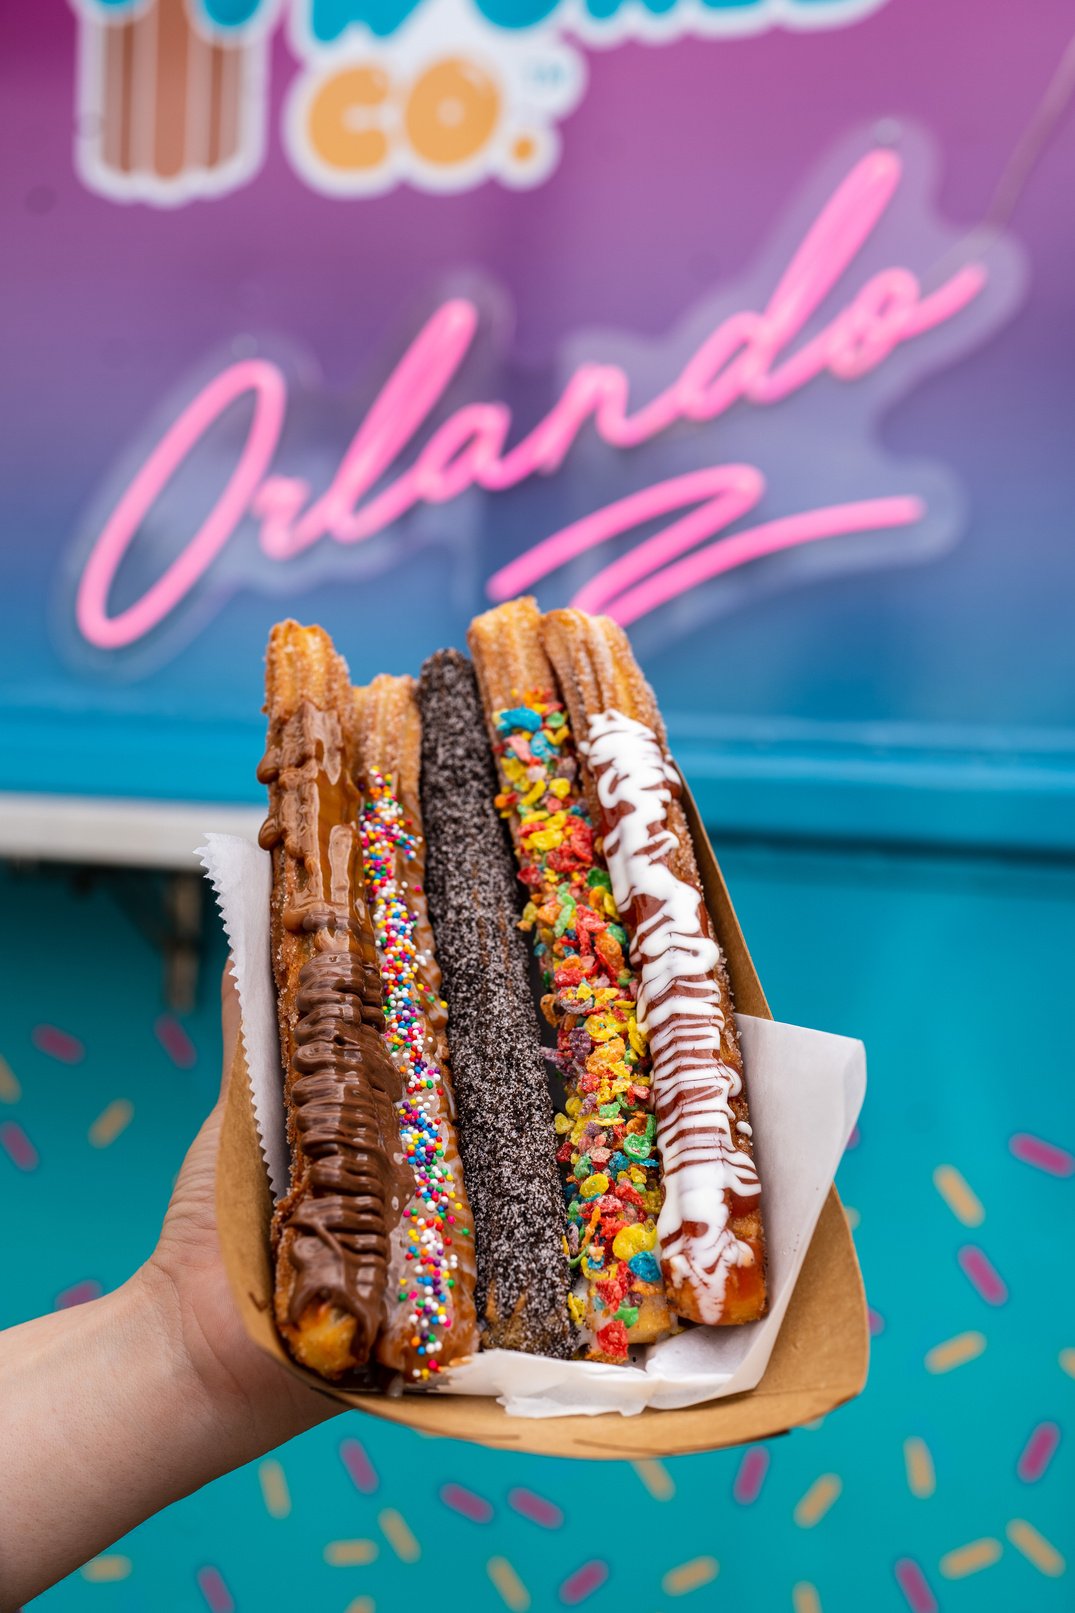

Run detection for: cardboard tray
[[215, 782, 869, 1458]]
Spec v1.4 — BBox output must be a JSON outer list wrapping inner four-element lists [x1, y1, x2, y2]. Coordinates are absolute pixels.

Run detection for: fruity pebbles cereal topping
[[492, 695, 670, 1362]]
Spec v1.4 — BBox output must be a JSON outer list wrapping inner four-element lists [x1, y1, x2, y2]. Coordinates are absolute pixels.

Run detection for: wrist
[[137, 1252, 337, 1458], [109, 1268, 241, 1469], [132, 1259, 255, 1444]]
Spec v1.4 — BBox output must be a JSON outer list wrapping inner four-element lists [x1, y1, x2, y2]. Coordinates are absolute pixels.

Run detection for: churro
[[352, 673, 480, 1381], [542, 608, 766, 1326], [417, 648, 574, 1357], [469, 599, 674, 1362], [258, 621, 412, 1378]]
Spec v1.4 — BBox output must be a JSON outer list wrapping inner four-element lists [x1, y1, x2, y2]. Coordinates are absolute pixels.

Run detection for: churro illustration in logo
[[71, 0, 280, 204]]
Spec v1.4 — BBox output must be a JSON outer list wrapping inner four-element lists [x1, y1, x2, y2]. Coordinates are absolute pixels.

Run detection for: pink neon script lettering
[[73, 151, 988, 649], [258, 299, 481, 556], [76, 361, 285, 650]]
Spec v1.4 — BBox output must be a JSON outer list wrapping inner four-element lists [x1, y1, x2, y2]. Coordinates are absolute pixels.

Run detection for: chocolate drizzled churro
[[418, 648, 575, 1358], [258, 621, 412, 1378]]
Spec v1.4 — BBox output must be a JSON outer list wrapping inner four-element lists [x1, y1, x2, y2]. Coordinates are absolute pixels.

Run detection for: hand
[[143, 966, 337, 1453], [0, 967, 337, 1611]]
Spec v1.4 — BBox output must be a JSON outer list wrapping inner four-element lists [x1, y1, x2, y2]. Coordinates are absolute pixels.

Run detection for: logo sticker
[[71, 0, 892, 200]]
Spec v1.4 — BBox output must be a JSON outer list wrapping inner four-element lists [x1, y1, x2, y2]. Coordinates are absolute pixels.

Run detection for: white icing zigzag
[[582, 710, 760, 1323]]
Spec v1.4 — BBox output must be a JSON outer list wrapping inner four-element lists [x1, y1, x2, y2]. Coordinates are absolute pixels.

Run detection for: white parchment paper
[[199, 832, 865, 1418], [198, 834, 290, 1200]]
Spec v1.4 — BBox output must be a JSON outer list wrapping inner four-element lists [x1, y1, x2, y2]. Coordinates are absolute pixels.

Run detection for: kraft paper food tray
[[214, 781, 868, 1458]]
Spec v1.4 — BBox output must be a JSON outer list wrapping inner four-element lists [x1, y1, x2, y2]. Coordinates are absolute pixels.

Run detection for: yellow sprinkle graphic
[[324, 1540, 378, 1566], [794, 1474, 842, 1528], [1060, 1348, 1075, 1379], [258, 1458, 290, 1519], [379, 1507, 420, 1562], [933, 1164, 985, 1227], [633, 1459, 676, 1501], [487, 1555, 530, 1611], [88, 1098, 134, 1148], [81, 1555, 132, 1582], [904, 1436, 936, 1499], [1007, 1519, 1065, 1576], [661, 1556, 719, 1596], [843, 1205, 860, 1230], [0, 1055, 20, 1104], [344, 1600, 375, 1613], [939, 1538, 1002, 1578], [925, 1331, 986, 1373], [793, 1584, 823, 1613]]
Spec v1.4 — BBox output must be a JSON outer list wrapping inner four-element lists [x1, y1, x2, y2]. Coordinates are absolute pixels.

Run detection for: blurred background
[[3, 2, 1075, 1609]]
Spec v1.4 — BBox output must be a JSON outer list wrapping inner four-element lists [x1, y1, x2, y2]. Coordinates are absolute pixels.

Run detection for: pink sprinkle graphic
[[56, 1280, 103, 1309], [1017, 1421, 1061, 1483], [868, 1307, 886, 1335], [957, 1246, 1008, 1305], [155, 1013, 196, 1068], [32, 1025, 84, 1064], [559, 1560, 609, 1605], [733, 1446, 770, 1504], [340, 1436, 378, 1494], [846, 1124, 861, 1150], [1010, 1133, 1074, 1178], [0, 1122, 38, 1171], [894, 1557, 937, 1613], [440, 1483, 493, 1523], [508, 1487, 564, 1528], [196, 1567, 234, 1613]]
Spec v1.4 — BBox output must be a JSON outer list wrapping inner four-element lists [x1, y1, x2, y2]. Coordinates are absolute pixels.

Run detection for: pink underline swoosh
[[486, 469, 743, 601], [596, 496, 926, 626]]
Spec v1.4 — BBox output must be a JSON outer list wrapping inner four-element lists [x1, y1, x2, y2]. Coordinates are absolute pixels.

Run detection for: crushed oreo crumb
[[418, 649, 575, 1359]]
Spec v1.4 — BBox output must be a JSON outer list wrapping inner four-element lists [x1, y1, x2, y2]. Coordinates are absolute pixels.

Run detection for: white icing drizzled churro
[[582, 709, 764, 1325]]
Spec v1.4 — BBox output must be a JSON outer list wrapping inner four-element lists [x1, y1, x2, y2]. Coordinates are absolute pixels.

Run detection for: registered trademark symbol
[[527, 57, 567, 85]]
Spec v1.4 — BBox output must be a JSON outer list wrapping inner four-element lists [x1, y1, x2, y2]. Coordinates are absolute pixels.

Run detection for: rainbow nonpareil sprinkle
[[360, 769, 468, 1380]]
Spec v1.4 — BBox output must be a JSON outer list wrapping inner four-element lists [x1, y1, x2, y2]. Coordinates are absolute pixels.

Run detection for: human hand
[[141, 965, 338, 1454]]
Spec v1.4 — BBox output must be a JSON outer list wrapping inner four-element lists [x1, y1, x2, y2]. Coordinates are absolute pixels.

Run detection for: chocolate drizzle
[[259, 693, 412, 1363], [286, 953, 402, 1327]]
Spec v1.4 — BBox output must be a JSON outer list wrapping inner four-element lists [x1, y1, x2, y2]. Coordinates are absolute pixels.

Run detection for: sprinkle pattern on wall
[[5, 844, 1073, 1612]]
